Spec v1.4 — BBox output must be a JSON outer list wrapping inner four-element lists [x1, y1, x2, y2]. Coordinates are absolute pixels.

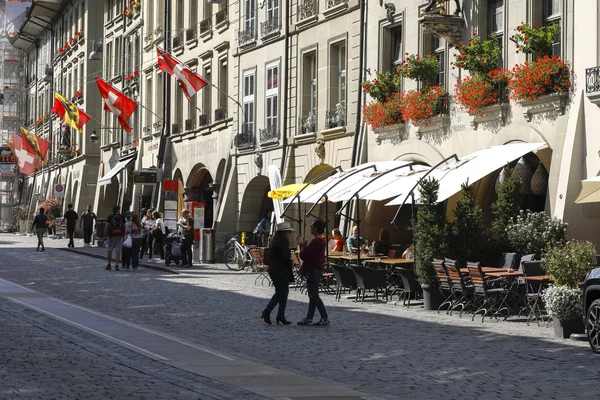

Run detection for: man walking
[[64, 204, 79, 248], [105, 205, 125, 271], [32, 207, 48, 252], [80, 205, 97, 247]]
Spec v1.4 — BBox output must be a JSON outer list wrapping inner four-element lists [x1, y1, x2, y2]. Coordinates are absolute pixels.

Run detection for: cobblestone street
[[1, 233, 599, 399]]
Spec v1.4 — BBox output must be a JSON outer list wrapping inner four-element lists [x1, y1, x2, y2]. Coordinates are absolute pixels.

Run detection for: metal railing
[[259, 126, 279, 144], [235, 129, 255, 149], [298, 0, 319, 21], [200, 17, 212, 36], [216, 8, 228, 25], [298, 112, 317, 134], [325, 107, 346, 129], [215, 108, 227, 121], [261, 16, 280, 37], [238, 27, 257, 47], [586, 66, 600, 93], [326, 0, 347, 9]]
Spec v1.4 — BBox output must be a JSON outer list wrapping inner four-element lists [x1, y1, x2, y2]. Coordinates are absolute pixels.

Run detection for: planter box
[[416, 114, 450, 135], [520, 92, 569, 122], [422, 283, 443, 310], [553, 317, 585, 339], [373, 123, 406, 144], [470, 103, 509, 130]]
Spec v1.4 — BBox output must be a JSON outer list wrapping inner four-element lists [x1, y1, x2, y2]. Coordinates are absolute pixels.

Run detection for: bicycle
[[223, 234, 256, 271]]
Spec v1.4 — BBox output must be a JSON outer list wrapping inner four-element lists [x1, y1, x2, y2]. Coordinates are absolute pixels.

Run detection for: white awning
[[574, 176, 600, 204], [284, 161, 410, 204], [97, 156, 136, 187], [386, 142, 547, 206], [350, 164, 431, 201]]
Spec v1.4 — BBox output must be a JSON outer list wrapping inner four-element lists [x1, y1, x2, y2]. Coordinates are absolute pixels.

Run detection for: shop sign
[[182, 137, 218, 159], [133, 169, 159, 185], [0, 147, 16, 164]]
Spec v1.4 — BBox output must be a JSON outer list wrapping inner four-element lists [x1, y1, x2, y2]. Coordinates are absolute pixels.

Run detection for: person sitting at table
[[346, 226, 367, 253], [373, 228, 392, 255], [402, 244, 415, 259], [330, 229, 345, 252]]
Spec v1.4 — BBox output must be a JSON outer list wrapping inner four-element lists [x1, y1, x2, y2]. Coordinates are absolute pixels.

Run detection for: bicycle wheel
[[224, 245, 245, 271]]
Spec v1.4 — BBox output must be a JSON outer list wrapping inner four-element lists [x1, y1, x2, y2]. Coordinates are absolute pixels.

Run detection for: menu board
[[193, 206, 205, 230]]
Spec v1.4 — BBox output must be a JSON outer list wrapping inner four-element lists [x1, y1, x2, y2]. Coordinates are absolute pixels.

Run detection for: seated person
[[373, 228, 392, 255], [346, 226, 367, 252], [329, 229, 345, 252]]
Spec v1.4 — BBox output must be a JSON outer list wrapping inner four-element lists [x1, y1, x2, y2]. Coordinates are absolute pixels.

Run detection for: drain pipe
[[351, 0, 366, 168], [278, 0, 290, 176]]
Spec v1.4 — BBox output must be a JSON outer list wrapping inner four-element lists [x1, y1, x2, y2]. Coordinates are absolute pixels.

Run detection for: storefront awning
[[574, 176, 600, 204], [97, 155, 136, 187], [386, 142, 547, 206], [284, 161, 410, 204]]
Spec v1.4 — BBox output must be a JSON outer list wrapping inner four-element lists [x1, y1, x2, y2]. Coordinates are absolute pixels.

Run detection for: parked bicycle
[[224, 234, 256, 271]]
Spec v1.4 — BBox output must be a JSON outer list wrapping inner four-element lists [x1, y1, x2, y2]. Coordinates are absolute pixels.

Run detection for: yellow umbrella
[[268, 183, 313, 200]]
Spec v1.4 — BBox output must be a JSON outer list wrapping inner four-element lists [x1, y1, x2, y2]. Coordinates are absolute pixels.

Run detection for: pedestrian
[[79, 205, 97, 247], [122, 212, 133, 269], [261, 222, 294, 325], [144, 208, 156, 259], [32, 207, 48, 252], [297, 219, 330, 326], [151, 210, 165, 260], [139, 207, 148, 259], [129, 213, 144, 271], [177, 209, 194, 268], [254, 210, 272, 247], [105, 205, 125, 271], [63, 203, 79, 248], [47, 215, 55, 236]]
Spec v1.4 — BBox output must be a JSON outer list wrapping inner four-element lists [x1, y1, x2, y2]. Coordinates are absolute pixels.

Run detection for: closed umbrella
[[268, 183, 313, 200]]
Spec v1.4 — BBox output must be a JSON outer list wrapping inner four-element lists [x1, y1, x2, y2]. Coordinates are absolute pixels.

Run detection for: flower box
[[416, 114, 450, 135], [470, 103, 509, 130], [553, 318, 585, 339], [520, 92, 569, 122], [373, 123, 406, 144]]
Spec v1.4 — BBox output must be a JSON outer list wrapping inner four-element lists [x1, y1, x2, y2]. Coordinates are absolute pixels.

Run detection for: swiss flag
[[95, 77, 138, 132], [11, 133, 40, 176], [156, 47, 208, 101]]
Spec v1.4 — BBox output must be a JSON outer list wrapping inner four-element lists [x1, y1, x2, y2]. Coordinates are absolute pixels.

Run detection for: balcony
[[324, 0, 348, 17], [297, 0, 319, 24], [298, 112, 317, 135], [326, 0, 347, 8], [215, 8, 228, 27], [238, 27, 257, 48], [235, 130, 255, 150], [200, 17, 212, 38], [214, 108, 227, 122], [260, 16, 280, 39], [259, 126, 279, 146], [325, 105, 346, 129], [586, 66, 600, 107]]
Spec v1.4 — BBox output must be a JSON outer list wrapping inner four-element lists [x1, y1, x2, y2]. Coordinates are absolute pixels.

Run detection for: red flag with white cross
[[156, 47, 208, 102], [95, 77, 139, 132]]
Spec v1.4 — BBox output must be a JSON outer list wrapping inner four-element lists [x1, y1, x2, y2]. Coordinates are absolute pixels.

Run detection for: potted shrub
[[40, 198, 62, 219], [412, 177, 447, 309], [505, 210, 567, 258], [489, 169, 521, 252], [543, 240, 595, 338]]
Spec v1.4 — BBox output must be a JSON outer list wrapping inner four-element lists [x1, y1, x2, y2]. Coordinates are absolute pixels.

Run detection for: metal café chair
[[445, 258, 474, 316], [467, 262, 507, 322], [521, 261, 550, 326], [330, 263, 357, 301], [433, 259, 453, 313], [351, 265, 389, 303]]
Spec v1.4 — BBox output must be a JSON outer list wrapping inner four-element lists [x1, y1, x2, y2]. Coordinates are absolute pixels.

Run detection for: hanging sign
[[54, 183, 65, 198]]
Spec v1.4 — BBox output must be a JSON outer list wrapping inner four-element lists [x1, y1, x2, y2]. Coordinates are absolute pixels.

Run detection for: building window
[[488, 0, 504, 67], [190, 0, 198, 30], [202, 65, 212, 119], [301, 51, 317, 132], [147, 0, 154, 33], [267, 0, 279, 24], [243, 71, 255, 136], [381, 25, 402, 73], [265, 64, 279, 132], [244, 0, 256, 33], [219, 58, 228, 110], [431, 35, 445, 87], [176, 89, 184, 130], [177, 0, 185, 32], [543, 0, 561, 56], [156, 73, 163, 127], [145, 77, 153, 133], [329, 41, 346, 113]]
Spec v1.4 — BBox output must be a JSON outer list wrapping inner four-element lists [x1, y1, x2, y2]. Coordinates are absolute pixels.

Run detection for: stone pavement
[[2, 233, 600, 399]]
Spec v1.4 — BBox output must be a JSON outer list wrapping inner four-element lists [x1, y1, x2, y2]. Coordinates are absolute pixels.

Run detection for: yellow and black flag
[[51, 92, 91, 133]]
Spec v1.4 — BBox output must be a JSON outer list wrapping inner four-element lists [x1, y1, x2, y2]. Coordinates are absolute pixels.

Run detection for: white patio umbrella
[[574, 176, 600, 204]]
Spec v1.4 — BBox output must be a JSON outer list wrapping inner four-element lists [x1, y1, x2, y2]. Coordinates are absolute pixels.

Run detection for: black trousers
[[83, 227, 93, 244], [266, 272, 289, 317], [181, 235, 194, 265], [154, 231, 165, 259], [147, 234, 154, 257], [67, 227, 75, 247]]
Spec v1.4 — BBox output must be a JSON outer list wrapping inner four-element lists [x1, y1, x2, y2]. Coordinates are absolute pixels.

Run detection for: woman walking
[[122, 212, 133, 269], [129, 213, 144, 271], [32, 207, 48, 252], [261, 222, 294, 325], [298, 219, 329, 326], [152, 211, 166, 260]]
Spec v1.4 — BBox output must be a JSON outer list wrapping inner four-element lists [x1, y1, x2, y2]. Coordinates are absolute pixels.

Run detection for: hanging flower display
[[399, 85, 449, 126], [511, 23, 559, 57], [452, 33, 502, 76], [454, 69, 509, 114], [124, 71, 140, 84], [362, 69, 401, 103], [362, 92, 404, 129], [508, 55, 573, 102], [123, 7, 134, 18], [396, 53, 439, 90], [131, 1, 141, 12]]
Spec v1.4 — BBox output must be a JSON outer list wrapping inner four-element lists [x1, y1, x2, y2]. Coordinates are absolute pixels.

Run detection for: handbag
[[123, 235, 132, 248]]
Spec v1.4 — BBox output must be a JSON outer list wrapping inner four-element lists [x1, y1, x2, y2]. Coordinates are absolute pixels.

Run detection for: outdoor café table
[[380, 258, 414, 266], [485, 270, 524, 319], [524, 275, 553, 281], [460, 267, 506, 274]]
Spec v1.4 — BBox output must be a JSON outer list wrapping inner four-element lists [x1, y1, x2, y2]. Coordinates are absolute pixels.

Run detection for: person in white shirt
[[151, 211, 166, 260]]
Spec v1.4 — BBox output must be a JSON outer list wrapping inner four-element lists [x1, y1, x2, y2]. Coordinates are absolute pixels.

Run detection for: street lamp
[[90, 129, 99, 144], [89, 41, 103, 60]]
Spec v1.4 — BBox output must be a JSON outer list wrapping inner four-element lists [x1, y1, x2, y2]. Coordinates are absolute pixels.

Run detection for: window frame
[[244, 0, 256, 33], [543, 0, 561, 56], [242, 70, 256, 136], [265, 62, 279, 133]]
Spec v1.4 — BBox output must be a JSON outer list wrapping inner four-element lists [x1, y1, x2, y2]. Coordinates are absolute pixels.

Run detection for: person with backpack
[[32, 207, 48, 252], [105, 205, 125, 271], [63, 203, 79, 248]]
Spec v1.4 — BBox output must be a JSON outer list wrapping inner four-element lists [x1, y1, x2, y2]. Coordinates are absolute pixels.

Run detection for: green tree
[[447, 183, 487, 266], [412, 178, 446, 285], [490, 167, 521, 251]]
